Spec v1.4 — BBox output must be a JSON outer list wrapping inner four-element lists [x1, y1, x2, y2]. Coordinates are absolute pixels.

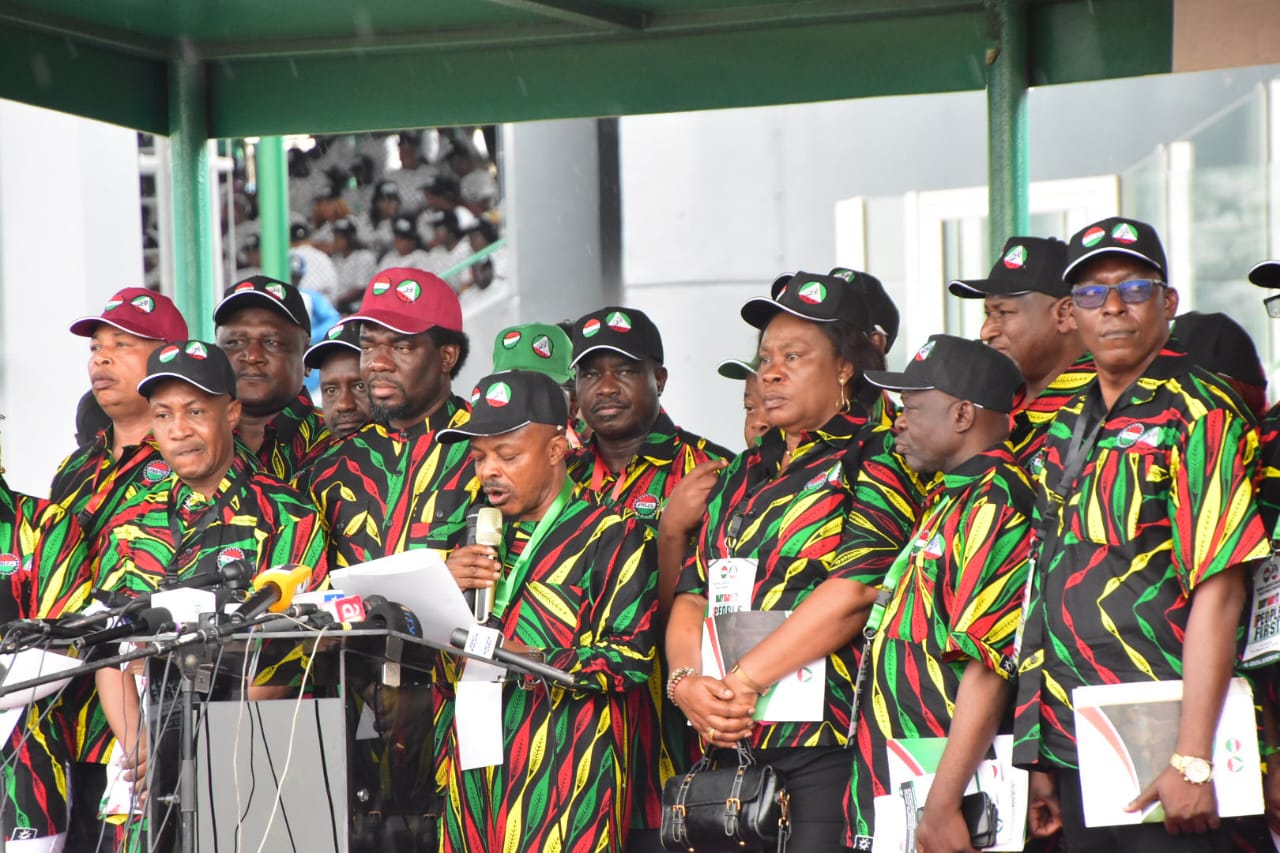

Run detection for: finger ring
[[706, 727, 716, 739]]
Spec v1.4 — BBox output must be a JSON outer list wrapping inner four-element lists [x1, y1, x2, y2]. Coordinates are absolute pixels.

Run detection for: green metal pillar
[[986, 0, 1029, 261], [256, 137, 290, 282], [169, 58, 216, 339]]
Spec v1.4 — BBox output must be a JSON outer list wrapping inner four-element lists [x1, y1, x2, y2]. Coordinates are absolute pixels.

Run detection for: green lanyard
[[491, 477, 575, 619]]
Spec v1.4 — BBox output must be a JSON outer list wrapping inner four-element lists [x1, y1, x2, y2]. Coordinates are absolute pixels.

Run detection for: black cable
[[202, 706, 219, 853], [311, 699, 341, 852], [251, 701, 298, 853]]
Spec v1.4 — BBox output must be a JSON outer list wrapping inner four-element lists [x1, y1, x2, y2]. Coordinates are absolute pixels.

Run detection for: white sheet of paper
[[331, 549, 476, 647], [456, 659, 506, 771], [0, 707, 23, 744], [0, 648, 84, 710]]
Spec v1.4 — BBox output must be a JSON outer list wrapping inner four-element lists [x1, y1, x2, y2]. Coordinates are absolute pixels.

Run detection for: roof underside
[[0, 0, 1173, 137]]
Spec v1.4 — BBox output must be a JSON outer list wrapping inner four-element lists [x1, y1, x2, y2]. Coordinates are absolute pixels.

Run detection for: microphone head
[[476, 506, 503, 547], [135, 607, 175, 634], [252, 564, 315, 613]]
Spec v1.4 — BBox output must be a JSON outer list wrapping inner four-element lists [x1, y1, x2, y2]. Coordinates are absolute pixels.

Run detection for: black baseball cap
[[437, 370, 569, 443], [138, 340, 237, 399], [1247, 260, 1280, 289], [949, 236, 1070, 299], [743, 271, 873, 333], [1064, 217, 1167, 282], [570, 306, 664, 367], [1169, 311, 1266, 389], [392, 215, 417, 239], [421, 174, 460, 202], [289, 220, 310, 242], [828, 268, 900, 351], [214, 275, 312, 334], [717, 357, 757, 380], [333, 217, 358, 237], [864, 334, 1023, 413], [303, 321, 361, 370]]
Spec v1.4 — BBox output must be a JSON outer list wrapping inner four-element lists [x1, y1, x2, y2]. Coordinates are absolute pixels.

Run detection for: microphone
[[73, 607, 174, 649], [448, 627, 576, 687], [61, 560, 251, 630], [468, 507, 503, 624], [230, 564, 313, 624]]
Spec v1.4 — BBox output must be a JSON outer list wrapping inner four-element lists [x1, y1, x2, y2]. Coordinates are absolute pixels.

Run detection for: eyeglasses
[[1070, 279, 1165, 310], [1266, 294, 1280, 319]]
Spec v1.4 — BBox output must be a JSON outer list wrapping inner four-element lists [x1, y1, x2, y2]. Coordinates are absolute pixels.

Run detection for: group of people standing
[[1, 211, 1277, 853]]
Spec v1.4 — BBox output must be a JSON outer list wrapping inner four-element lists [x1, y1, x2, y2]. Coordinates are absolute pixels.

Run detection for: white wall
[[0, 101, 142, 497]]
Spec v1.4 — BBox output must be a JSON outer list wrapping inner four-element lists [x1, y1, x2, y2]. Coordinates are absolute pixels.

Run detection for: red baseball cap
[[345, 268, 462, 336], [70, 288, 189, 342]]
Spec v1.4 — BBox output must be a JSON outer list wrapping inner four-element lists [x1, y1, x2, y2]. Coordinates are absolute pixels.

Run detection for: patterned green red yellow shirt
[[566, 408, 730, 828], [308, 394, 481, 568], [0, 481, 93, 838], [49, 427, 176, 542], [439, 483, 657, 852], [845, 445, 1033, 846], [1013, 350, 1270, 769], [1010, 355, 1096, 470], [91, 447, 326, 596], [676, 407, 924, 749], [253, 390, 331, 484]]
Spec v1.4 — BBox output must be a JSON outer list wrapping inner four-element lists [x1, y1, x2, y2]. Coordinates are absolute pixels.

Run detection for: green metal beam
[[168, 58, 216, 339], [0, 23, 167, 134], [481, 0, 646, 30], [256, 137, 290, 282], [986, 0, 1028, 261], [1028, 0, 1173, 86], [207, 11, 991, 138]]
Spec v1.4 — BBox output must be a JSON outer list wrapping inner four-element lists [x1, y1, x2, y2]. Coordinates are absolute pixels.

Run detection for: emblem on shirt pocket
[[0, 553, 20, 576], [631, 494, 659, 518], [217, 547, 246, 568], [921, 535, 944, 559], [144, 460, 173, 483]]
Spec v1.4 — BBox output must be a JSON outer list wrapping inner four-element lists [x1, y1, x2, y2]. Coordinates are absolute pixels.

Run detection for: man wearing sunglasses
[[1013, 217, 1271, 852]]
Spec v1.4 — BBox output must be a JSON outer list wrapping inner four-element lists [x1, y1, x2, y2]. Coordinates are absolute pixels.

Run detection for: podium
[[186, 627, 449, 853]]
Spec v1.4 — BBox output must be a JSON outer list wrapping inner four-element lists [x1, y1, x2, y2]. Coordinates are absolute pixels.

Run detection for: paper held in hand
[[1072, 677, 1263, 827], [869, 734, 1028, 852], [702, 558, 824, 723]]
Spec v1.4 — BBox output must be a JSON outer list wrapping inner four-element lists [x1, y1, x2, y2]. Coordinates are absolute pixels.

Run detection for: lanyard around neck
[[492, 477, 575, 619]]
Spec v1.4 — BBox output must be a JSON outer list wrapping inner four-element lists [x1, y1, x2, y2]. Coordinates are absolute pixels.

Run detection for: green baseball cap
[[492, 322, 574, 384]]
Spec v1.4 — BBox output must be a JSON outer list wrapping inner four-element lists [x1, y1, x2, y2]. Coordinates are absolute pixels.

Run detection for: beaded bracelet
[[666, 666, 697, 704]]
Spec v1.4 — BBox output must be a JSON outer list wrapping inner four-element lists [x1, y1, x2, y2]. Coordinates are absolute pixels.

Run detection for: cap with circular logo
[[214, 275, 311, 334], [949, 236, 1070, 300], [492, 322, 574, 384], [437, 370, 570, 444], [826, 268, 901, 352], [1064, 217, 1167, 282], [742, 271, 873, 332], [303, 321, 361, 370], [864, 334, 1024, 413], [138, 340, 238, 399], [569, 306, 664, 367], [69, 287, 189, 342], [345, 268, 462, 336]]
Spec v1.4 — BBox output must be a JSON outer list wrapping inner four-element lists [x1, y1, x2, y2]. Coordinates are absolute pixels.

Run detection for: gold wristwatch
[[1170, 752, 1213, 784]]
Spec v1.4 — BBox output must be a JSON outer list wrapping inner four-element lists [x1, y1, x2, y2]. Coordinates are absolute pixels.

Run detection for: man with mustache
[[303, 321, 370, 442], [438, 369, 656, 852], [307, 267, 480, 568], [51, 287, 188, 851], [1013, 217, 1270, 851], [213, 275, 330, 482], [948, 236, 1094, 468], [565, 305, 730, 852]]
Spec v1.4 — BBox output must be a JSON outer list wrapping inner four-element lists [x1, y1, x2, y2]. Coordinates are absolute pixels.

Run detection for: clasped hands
[[671, 670, 760, 749]]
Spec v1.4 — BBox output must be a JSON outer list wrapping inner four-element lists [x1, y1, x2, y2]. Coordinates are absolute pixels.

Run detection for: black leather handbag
[[659, 742, 791, 852]]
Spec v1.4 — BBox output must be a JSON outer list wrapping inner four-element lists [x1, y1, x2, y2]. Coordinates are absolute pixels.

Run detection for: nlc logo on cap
[[396, 280, 421, 303], [1003, 245, 1027, 269], [606, 311, 631, 332], [532, 335, 553, 358], [797, 281, 827, 305], [1112, 222, 1139, 244], [265, 283, 286, 301], [158, 345, 180, 363], [1081, 226, 1106, 248], [185, 341, 208, 359], [485, 381, 512, 407], [131, 295, 155, 314], [502, 330, 522, 349], [582, 318, 602, 338], [913, 340, 936, 361], [371, 277, 391, 296]]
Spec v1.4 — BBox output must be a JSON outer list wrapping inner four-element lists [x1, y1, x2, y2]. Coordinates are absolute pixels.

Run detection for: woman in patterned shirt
[[666, 271, 922, 848]]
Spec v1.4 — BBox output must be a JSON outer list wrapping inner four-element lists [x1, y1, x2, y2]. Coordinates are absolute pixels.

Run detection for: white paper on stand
[[330, 549, 476, 647], [456, 659, 506, 771], [0, 649, 84, 710]]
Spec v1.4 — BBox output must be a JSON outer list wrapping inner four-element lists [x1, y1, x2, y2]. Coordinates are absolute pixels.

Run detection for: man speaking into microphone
[[440, 370, 658, 853], [89, 340, 326, 847]]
